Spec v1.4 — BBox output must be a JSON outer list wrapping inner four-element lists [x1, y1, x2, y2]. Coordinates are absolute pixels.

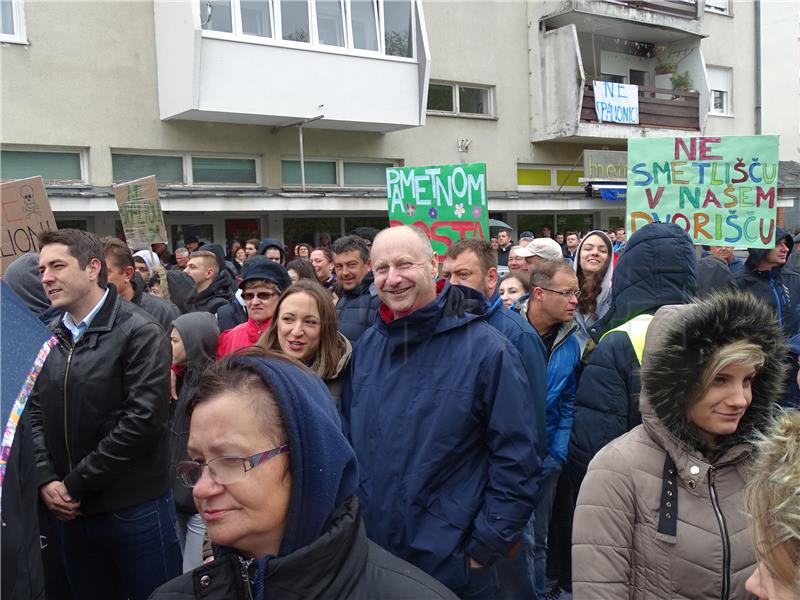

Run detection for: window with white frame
[[427, 81, 494, 117], [705, 0, 729, 14], [707, 66, 732, 115], [0, 0, 26, 44], [112, 151, 260, 186], [281, 158, 395, 187], [199, 0, 414, 58], [1, 148, 86, 184]]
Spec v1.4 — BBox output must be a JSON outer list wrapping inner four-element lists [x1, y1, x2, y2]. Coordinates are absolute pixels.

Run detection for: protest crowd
[[4, 216, 800, 600]]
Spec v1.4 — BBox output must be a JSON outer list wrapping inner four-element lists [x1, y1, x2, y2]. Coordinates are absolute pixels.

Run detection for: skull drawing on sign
[[21, 185, 40, 217]]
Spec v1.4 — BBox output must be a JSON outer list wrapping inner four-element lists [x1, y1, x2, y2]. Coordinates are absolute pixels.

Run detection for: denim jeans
[[176, 512, 206, 572], [455, 564, 498, 600], [527, 469, 561, 597], [57, 490, 182, 600], [495, 540, 536, 600]]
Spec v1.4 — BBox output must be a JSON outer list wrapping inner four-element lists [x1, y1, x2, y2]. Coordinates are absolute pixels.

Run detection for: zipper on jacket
[[708, 467, 731, 600], [239, 557, 254, 600], [62, 342, 75, 471]]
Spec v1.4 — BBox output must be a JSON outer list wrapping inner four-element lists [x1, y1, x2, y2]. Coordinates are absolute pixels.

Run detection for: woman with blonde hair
[[573, 290, 788, 599], [258, 279, 351, 404], [744, 408, 800, 599]]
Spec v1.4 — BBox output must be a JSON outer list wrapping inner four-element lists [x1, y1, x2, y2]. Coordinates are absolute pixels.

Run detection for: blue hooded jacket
[[568, 223, 697, 483], [340, 282, 540, 591]]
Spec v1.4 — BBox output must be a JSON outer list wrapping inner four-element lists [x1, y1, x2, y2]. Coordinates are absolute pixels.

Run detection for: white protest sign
[[593, 81, 639, 125]]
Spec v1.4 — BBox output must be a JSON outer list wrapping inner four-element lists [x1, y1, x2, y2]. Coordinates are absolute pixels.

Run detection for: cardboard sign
[[1, 176, 57, 275], [113, 175, 168, 249], [627, 135, 779, 248], [593, 81, 639, 125], [387, 163, 488, 260]]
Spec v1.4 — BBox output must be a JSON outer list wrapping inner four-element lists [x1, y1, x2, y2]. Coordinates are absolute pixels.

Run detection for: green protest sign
[[627, 135, 778, 249], [113, 175, 168, 249], [387, 162, 488, 260]]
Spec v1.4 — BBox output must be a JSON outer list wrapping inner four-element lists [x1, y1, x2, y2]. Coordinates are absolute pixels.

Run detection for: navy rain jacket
[[567, 222, 697, 483], [336, 271, 382, 344], [340, 281, 540, 591]]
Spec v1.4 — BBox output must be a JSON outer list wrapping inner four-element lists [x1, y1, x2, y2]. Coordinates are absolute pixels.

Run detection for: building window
[[112, 153, 184, 184], [192, 157, 258, 184], [427, 81, 494, 117], [705, 0, 729, 14], [707, 66, 732, 115], [0, 0, 26, 44], [198, 0, 414, 58], [282, 160, 338, 185], [343, 161, 393, 186], [0, 149, 84, 184]]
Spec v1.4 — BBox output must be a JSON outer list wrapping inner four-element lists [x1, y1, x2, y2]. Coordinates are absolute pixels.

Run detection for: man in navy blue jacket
[[340, 226, 540, 599]]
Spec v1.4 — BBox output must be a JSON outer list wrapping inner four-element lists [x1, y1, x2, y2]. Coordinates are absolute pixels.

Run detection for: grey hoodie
[[4, 253, 60, 323], [572, 230, 614, 353]]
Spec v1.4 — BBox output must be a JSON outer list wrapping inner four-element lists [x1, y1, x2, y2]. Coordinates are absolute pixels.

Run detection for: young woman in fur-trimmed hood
[[573, 290, 788, 600]]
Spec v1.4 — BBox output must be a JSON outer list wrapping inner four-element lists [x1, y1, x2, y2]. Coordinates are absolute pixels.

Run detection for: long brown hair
[[575, 233, 612, 319], [258, 280, 343, 380]]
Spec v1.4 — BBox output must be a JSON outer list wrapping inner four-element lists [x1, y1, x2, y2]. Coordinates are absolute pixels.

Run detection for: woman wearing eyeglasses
[[572, 230, 614, 353], [217, 258, 292, 358], [258, 280, 352, 406], [150, 351, 457, 600]]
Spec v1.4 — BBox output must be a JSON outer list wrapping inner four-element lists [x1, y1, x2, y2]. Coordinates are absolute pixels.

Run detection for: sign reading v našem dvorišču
[[627, 135, 779, 249], [387, 163, 488, 260]]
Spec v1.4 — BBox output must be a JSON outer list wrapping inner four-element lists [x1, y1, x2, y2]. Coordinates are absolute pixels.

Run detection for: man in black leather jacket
[[28, 229, 181, 600]]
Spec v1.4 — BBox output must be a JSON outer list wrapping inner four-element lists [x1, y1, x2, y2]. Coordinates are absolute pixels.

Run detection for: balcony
[[609, 0, 700, 19], [581, 82, 700, 130], [153, 0, 430, 133], [529, 5, 708, 143]]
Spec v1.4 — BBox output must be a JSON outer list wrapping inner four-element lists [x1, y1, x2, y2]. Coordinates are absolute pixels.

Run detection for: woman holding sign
[[572, 290, 787, 599]]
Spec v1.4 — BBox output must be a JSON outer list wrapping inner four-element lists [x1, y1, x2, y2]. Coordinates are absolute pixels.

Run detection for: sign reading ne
[[593, 81, 639, 125], [627, 135, 778, 249], [113, 175, 168, 249], [387, 163, 488, 260], [1, 176, 57, 276]]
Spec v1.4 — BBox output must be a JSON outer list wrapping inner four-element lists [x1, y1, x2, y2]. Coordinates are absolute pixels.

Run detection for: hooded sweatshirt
[[4, 253, 61, 323], [257, 238, 287, 264], [573, 291, 787, 599], [133, 249, 161, 276], [169, 313, 219, 513], [571, 230, 614, 353], [152, 355, 457, 600]]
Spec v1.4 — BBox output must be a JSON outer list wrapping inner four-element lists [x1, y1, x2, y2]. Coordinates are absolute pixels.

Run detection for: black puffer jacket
[[335, 272, 381, 344], [568, 222, 697, 483], [150, 497, 456, 600], [28, 285, 172, 514], [131, 274, 180, 332], [216, 293, 247, 333], [190, 272, 233, 315]]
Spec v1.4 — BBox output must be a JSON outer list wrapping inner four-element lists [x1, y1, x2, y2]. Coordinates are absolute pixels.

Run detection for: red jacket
[[216, 317, 271, 358]]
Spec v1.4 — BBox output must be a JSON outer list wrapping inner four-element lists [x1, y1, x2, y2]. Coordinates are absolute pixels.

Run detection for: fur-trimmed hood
[[639, 290, 788, 460]]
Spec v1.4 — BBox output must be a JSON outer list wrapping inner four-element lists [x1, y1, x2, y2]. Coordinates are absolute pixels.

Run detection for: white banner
[[593, 81, 639, 125]]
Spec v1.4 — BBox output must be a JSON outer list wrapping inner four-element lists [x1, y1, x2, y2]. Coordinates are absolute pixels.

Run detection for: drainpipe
[[755, 0, 762, 133]]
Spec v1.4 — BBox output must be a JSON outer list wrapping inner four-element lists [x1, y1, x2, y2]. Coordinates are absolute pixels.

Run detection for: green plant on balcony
[[669, 71, 694, 92], [655, 62, 677, 75]]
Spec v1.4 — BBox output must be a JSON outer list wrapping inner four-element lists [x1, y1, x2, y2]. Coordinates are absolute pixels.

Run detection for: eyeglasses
[[539, 287, 581, 299], [242, 290, 278, 302], [176, 444, 290, 487]]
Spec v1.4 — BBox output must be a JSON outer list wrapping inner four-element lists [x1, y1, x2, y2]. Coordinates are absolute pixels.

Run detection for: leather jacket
[[28, 285, 172, 514]]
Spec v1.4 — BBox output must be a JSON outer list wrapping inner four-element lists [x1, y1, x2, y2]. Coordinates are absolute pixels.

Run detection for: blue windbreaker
[[340, 281, 540, 591]]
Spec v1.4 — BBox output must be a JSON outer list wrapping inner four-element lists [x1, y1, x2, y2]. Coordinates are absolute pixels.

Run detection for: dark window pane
[[459, 86, 489, 114], [112, 154, 183, 183], [384, 0, 412, 57], [281, 160, 337, 185], [192, 157, 257, 184], [1, 150, 82, 182], [343, 162, 393, 186], [427, 84, 454, 111]]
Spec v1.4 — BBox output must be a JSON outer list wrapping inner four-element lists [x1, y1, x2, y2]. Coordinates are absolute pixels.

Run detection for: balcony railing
[[581, 83, 700, 130], [607, 0, 699, 18]]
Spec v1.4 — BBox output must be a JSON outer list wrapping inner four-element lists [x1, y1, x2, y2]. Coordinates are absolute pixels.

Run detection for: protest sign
[[387, 163, 488, 260], [113, 175, 168, 249], [593, 81, 639, 125], [1, 176, 57, 275], [627, 135, 778, 249]]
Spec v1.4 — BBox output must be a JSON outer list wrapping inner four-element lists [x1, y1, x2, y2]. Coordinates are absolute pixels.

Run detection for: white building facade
[[1, 0, 797, 250]]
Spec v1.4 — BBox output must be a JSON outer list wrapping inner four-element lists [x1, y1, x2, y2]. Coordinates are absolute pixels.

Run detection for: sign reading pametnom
[[593, 81, 639, 125], [113, 175, 168, 249], [387, 163, 488, 260], [1, 176, 57, 276], [627, 135, 779, 249]]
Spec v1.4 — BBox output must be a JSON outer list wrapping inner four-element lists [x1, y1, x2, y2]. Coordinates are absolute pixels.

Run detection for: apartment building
[[1, 0, 797, 251]]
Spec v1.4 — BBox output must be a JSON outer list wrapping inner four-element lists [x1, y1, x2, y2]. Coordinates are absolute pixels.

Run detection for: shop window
[[344, 215, 389, 235], [283, 216, 341, 255], [0, 149, 84, 184], [112, 153, 184, 183]]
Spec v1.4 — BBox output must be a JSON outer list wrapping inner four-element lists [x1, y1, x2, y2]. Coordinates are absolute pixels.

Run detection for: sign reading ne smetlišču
[[1, 176, 57, 276], [627, 135, 778, 249], [387, 163, 488, 260], [113, 175, 168, 249]]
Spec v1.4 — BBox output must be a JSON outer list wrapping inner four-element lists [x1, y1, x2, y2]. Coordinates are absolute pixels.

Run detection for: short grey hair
[[374, 225, 434, 261], [175, 247, 189, 257]]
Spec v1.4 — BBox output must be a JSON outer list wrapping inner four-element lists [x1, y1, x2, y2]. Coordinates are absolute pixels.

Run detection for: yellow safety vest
[[599, 313, 655, 365]]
